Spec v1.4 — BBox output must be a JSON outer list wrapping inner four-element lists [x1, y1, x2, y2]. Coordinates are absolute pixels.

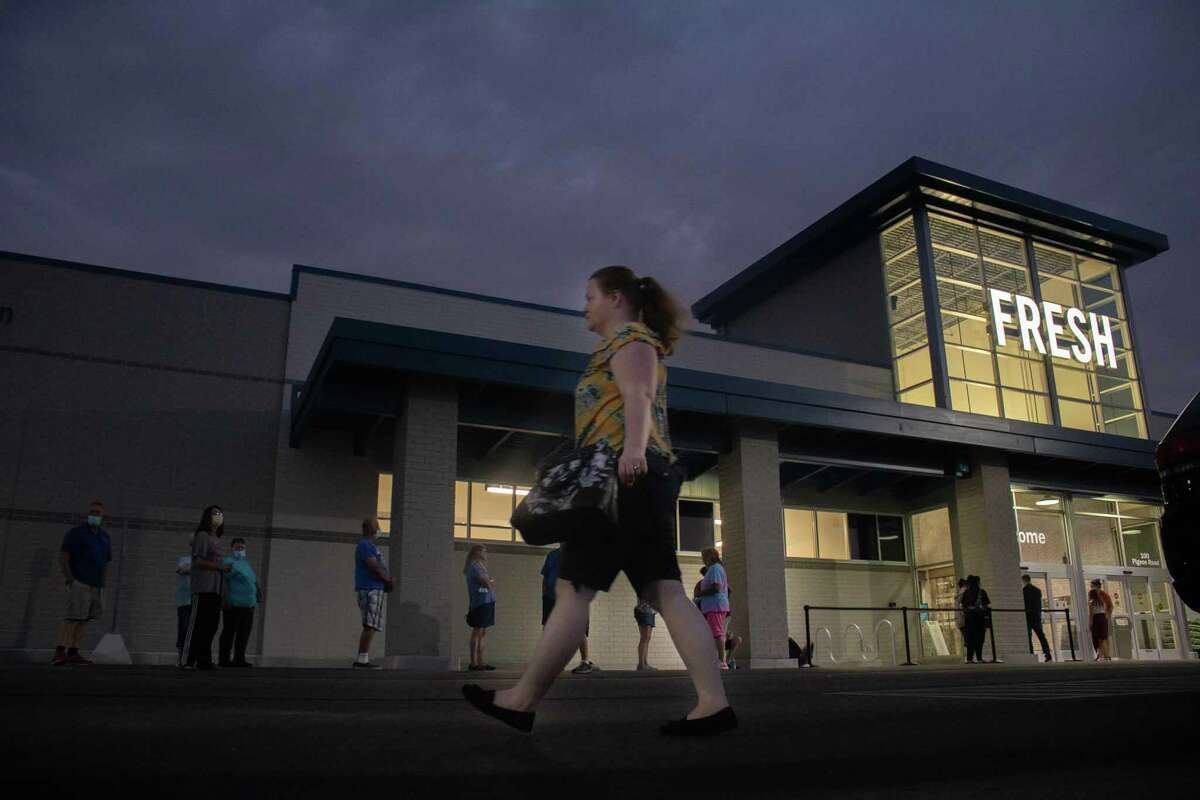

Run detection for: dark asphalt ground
[[3, 660, 1197, 798]]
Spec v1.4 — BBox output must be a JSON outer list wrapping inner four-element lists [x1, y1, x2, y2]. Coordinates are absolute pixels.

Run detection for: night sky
[[3, 1, 1198, 414]]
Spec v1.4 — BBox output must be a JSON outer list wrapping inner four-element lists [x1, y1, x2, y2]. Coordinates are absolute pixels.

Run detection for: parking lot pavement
[[3, 660, 1196, 798]]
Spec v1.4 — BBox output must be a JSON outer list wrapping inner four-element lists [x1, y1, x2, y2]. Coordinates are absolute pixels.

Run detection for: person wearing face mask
[[353, 518, 394, 669], [218, 537, 261, 668], [53, 501, 112, 666], [181, 505, 231, 670]]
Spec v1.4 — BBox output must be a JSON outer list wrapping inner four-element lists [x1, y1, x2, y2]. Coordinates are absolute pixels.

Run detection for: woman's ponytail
[[590, 266, 688, 355]]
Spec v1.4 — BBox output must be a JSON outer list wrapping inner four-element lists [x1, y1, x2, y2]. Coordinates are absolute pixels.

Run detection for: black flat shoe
[[461, 684, 535, 733], [660, 706, 737, 736]]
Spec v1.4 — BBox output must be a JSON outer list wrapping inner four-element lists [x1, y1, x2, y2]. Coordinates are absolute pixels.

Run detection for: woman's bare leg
[[647, 579, 728, 719], [637, 626, 651, 667], [493, 578, 594, 712]]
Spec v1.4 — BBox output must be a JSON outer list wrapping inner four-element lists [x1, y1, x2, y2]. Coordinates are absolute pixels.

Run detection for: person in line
[[1022, 574, 1052, 663], [53, 500, 112, 666], [724, 619, 743, 670], [954, 578, 968, 662], [218, 537, 261, 668], [960, 574, 991, 664], [175, 545, 192, 662], [634, 598, 657, 670], [696, 548, 731, 669], [465, 544, 497, 671], [541, 546, 596, 674], [182, 506, 231, 670], [1088, 578, 1114, 661], [353, 518, 393, 669], [464, 267, 734, 735]]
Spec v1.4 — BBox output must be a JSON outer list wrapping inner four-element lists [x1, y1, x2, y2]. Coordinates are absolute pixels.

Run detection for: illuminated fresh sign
[[988, 289, 1117, 369]]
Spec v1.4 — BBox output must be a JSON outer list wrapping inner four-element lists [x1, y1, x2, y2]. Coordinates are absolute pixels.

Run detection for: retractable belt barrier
[[802, 605, 1080, 667]]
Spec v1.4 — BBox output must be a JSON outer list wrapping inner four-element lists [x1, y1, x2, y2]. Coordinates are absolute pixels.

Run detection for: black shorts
[[542, 596, 589, 635], [558, 451, 685, 595], [466, 602, 495, 629]]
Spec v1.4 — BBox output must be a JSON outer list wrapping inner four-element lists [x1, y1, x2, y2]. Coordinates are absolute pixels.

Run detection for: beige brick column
[[385, 377, 458, 668], [949, 448, 1035, 664], [718, 420, 793, 667]]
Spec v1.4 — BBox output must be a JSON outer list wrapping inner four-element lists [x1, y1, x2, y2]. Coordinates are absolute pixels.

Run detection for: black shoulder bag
[[510, 441, 619, 546]]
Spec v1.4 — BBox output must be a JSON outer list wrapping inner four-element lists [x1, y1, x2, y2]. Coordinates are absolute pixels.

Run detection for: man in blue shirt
[[353, 518, 393, 669], [540, 547, 595, 674], [54, 500, 112, 666], [218, 538, 262, 668]]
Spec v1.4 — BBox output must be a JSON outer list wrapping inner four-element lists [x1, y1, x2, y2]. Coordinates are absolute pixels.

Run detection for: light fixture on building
[[714, 518, 722, 525], [515, 488, 529, 496], [1035, 498, 1060, 507], [715, 540, 722, 548], [486, 485, 530, 497]]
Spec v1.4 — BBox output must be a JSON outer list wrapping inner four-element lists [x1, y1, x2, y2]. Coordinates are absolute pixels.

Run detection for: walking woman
[[181, 506, 231, 670], [1088, 578, 1114, 661], [464, 545, 497, 671], [462, 266, 735, 735], [960, 574, 991, 664]]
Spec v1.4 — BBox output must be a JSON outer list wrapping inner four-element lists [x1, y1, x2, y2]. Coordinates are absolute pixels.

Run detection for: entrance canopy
[[290, 318, 1159, 488]]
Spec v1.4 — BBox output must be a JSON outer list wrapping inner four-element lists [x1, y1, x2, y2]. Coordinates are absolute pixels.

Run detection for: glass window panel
[[847, 513, 879, 561], [950, 380, 1000, 417], [978, 227, 1027, 267], [891, 315, 929, 356], [1058, 399, 1098, 432], [1038, 274, 1080, 307], [945, 345, 995, 383], [1072, 497, 1117, 515], [936, 280, 987, 316], [877, 515, 907, 562], [470, 526, 513, 542], [1033, 243, 1077, 278], [678, 500, 715, 552], [1015, 509, 1069, 564], [471, 483, 514, 528], [1118, 502, 1162, 520], [1071, 514, 1121, 566], [1013, 490, 1064, 510], [1099, 351, 1138, 381], [378, 518, 390, 534], [983, 261, 1031, 296], [1103, 412, 1146, 439], [881, 216, 917, 264], [888, 271, 926, 324], [1151, 581, 1174, 615], [377, 474, 393, 520], [1001, 388, 1052, 424], [1087, 295, 1123, 321], [912, 507, 953, 566], [996, 354, 1048, 392], [942, 314, 991, 349], [895, 346, 933, 390], [1099, 384, 1141, 412], [453, 524, 468, 539], [933, 251, 982, 283], [929, 214, 980, 253], [1053, 366, 1096, 401], [454, 481, 469, 524], [1121, 521, 1162, 568], [1078, 257, 1119, 290], [899, 382, 936, 407], [816, 511, 849, 560], [784, 508, 817, 558]]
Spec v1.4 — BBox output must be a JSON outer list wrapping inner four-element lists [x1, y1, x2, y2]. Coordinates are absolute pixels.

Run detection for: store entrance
[[1024, 571, 1079, 662], [1087, 575, 1180, 660]]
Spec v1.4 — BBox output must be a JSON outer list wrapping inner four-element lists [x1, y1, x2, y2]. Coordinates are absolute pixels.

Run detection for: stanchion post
[[901, 607, 915, 666], [1065, 608, 1078, 661], [988, 610, 1002, 663], [803, 605, 813, 667]]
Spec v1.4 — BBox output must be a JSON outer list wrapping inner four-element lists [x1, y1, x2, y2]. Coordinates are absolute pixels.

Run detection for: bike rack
[[816, 627, 837, 663], [873, 619, 898, 666], [844, 624, 867, 661]]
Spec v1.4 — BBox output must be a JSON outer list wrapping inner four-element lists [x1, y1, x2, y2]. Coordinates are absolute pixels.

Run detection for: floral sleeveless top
[[574, 322, 673, 460]]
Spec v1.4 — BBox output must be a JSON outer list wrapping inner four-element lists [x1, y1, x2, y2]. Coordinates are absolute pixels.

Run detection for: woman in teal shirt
[[218, 537, 261, 668]]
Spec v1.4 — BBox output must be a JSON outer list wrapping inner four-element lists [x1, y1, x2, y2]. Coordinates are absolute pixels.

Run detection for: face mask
[[233, 550, 246, 559], [87, 515, 102, 528]]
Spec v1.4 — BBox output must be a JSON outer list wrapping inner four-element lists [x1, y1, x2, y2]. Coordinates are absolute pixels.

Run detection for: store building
[[0, 157, 1191, 668]]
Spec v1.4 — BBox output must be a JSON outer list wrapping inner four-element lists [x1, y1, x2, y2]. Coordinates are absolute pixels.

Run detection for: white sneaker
[[571, 661, 595, 675]]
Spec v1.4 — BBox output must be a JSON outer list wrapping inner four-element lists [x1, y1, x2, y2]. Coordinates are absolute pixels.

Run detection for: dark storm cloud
[[2, 0, 1198, 411]]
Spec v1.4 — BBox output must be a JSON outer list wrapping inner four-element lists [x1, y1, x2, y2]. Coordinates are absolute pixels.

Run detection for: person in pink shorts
[[696, 548, 731, 669]]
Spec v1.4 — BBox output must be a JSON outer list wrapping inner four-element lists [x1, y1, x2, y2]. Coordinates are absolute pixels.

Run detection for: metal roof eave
[[692, 157, 1170, 326]]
